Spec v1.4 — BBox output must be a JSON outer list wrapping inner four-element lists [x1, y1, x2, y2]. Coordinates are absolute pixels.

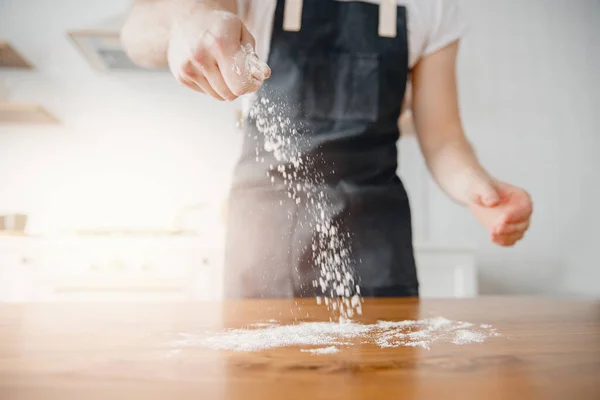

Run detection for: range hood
[[68, 15, 166, 72]]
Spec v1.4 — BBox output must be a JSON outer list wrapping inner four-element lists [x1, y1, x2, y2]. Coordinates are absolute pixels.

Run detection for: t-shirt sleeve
[[422, 0, 467, 56]]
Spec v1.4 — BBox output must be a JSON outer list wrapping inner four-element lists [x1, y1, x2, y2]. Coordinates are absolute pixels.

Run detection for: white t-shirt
[[237, 0, 466, 114]]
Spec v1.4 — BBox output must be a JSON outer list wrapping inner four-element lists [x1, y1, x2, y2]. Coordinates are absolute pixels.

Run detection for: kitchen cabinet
[[0, 237, 224, 302], [0, 247, 35, 302], [414, 243, 477, 298], [0, 238, 476, 302]]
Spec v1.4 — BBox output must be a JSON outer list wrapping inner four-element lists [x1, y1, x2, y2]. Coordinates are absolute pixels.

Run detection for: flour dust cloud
[[248, 93, 362, 320]]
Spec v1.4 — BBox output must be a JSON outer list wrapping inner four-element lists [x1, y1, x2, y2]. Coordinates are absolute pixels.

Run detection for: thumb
[[468, 178, 501, 207], [240, 25, 271, 81]]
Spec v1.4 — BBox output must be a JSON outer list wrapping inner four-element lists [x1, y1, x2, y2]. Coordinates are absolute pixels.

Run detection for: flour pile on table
[[170, 317, 500, 354], [301, 346, 340, 354], [249, 95, 362, 320]]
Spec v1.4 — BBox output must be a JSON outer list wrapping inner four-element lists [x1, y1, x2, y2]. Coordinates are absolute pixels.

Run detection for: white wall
[[1, 0, 599, 296], [445, 0, 600, 296], [0, 0, 242, 231]]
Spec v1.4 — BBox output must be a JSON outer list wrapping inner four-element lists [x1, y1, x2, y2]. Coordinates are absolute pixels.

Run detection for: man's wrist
[[170, 0, 238, 34], [432, 153, 494, 205]]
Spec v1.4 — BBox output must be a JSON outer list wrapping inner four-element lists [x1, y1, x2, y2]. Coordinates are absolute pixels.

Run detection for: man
[[122, 0, 533, 299]]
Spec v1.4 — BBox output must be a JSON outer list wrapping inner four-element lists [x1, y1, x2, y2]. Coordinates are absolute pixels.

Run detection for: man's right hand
[[168, 6, 271, 101]]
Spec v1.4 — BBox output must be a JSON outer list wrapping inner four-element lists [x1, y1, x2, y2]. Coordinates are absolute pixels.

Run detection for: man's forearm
[[410, 40, 498, 207], [421, 133, 495, 206], [121, 0, 238, 68]]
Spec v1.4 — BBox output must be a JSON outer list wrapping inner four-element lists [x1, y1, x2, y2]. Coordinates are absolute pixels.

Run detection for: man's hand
[[169, 7, 270, 101], [121, 0, 270, 101], [412, 40, 533, 247], [466, 179, 533, 247]]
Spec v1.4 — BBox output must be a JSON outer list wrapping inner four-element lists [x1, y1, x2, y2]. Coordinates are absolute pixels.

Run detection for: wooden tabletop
[[0, 297, 598, 400]]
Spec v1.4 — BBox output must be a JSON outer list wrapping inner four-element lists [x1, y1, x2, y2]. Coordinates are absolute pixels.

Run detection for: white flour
[[169, 317, 500, 354], [452, 329, 487, 345], [249, 96, 362, 320], [232, 43, 270, 85], [301, 346, 340, 355]]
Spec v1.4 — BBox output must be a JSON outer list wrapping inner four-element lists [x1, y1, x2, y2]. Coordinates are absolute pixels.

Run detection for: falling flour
[[169, 317, 500, 354], [232, 44, 270, 85], [249, 93, 362, 321]]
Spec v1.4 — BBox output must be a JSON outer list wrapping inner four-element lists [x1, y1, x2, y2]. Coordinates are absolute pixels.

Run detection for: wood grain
[[0, 297, 598, 400]]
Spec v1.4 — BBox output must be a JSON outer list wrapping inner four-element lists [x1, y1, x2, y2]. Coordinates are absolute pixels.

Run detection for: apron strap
[[283, 0, 397, 38], [378, 0, 397, 38], [283, 0, 303, 32]]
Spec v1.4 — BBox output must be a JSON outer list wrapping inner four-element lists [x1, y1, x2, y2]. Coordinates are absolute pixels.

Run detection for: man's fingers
[[240, 24, 270, 80], [492, 231, 524, 247], [503, 192, 533, 223], [203, 28, 249, 98], [167, 10, 267, 99], [240, 23, 256, 50], [216, 49, 261, 96], [184, 62, 225, 100], [468, 177, 501, 207], [174, 19, 268, 99], [493, 199, 533, 230], [216, 26, 268, 97], [505, 204, 533, 224], [247, 52, 271, 81], [494, 220, 530, 235], [241, 25, 270, 81], [196, 60, 237, 101], [177, 75, 205, 93]]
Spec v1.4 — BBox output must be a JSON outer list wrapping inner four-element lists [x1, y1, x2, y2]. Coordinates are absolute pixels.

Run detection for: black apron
[[225, 0, 418, 298]]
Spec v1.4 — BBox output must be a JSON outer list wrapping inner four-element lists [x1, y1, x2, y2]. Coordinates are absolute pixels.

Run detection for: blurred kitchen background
[[0, 0, 598, 302]]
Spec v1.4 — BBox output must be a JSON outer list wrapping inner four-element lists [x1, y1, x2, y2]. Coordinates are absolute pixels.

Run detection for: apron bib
[[225, 0, 418, 298]]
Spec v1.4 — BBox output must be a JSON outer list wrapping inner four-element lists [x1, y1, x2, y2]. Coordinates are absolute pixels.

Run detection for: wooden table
[[0, 297, 599, 400]]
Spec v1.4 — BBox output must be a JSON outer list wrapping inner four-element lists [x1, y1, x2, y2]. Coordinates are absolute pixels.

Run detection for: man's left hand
[[467, 180, 533, 247]]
